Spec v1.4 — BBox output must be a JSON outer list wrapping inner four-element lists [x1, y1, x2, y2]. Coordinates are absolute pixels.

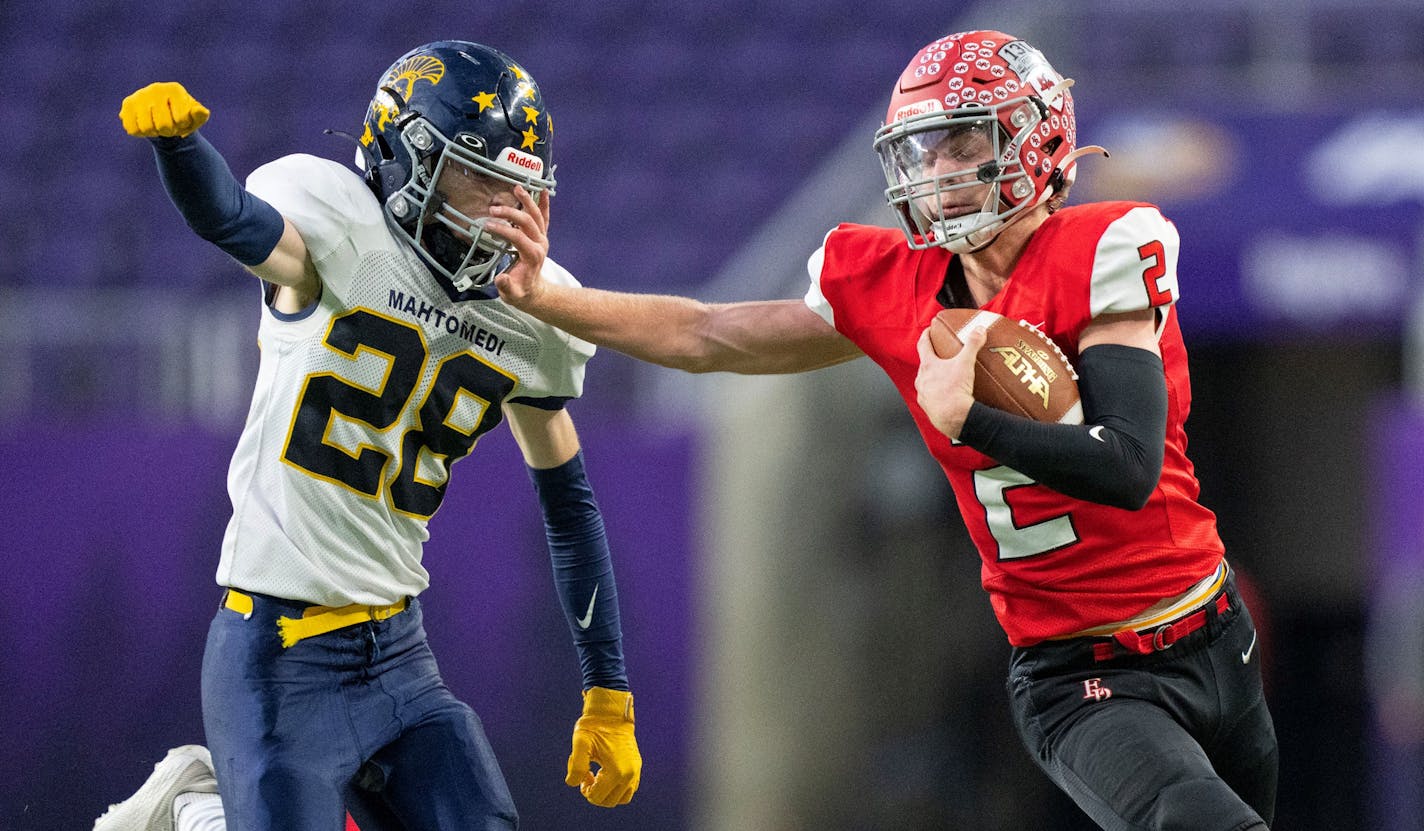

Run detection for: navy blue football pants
[[201, 591, 518, 831], [1007, 572, 1277, 831]]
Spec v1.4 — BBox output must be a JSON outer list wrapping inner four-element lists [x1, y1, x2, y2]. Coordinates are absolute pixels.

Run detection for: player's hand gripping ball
[[929, 309, 1083, 424]]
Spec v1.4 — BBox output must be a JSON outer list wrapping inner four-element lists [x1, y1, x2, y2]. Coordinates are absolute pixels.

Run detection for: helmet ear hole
[[376, 160, 406, 201], [374, 133, 396, 162]]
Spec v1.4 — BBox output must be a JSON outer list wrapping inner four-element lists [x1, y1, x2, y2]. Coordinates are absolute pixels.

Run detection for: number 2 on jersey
[[283, 309, 516, 518], [973, 466, 1080, 559], [1138, 239, 1174, 306]]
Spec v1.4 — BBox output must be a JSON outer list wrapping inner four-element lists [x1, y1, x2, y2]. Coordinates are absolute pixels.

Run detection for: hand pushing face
[[435, 163, 523, 236]]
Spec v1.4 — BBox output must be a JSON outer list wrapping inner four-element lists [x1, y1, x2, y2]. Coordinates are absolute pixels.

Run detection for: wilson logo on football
[[988, 344, 1056, 410]]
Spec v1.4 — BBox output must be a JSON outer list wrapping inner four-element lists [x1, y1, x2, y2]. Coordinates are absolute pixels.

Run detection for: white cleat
[[94, 745, 218, 831]]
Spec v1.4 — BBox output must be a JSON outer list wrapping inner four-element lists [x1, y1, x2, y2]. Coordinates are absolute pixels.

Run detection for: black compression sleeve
[[151, 133, 284, 266], [527, 451, 628, 691], [955, 344, 1167, 509]]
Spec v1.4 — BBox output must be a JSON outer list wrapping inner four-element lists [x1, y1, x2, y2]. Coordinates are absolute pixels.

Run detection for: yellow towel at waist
[[224, 589, 408, 648]]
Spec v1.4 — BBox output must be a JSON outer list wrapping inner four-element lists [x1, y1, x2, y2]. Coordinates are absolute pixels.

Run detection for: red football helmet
[[874, 31, 1095, 254]]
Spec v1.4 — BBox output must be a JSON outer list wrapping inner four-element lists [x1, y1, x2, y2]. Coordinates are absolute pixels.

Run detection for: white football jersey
[[217, 153, 594, 607]]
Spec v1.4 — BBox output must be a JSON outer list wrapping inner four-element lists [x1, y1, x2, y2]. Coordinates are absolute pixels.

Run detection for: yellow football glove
[[566, 687, 641, 807], [119, 81, 210, 138]]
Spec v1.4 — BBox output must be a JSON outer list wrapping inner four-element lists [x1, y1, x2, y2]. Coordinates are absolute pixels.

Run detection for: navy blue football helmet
[[358, 40, 556, 290]]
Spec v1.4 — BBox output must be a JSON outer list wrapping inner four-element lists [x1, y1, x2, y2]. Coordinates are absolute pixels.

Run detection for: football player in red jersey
[[490, 29, 1276, 831]]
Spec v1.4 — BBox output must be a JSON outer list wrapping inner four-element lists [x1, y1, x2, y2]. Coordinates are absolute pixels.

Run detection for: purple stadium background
[[2, 1, 1423, 828], [1, 420, 694, 830]]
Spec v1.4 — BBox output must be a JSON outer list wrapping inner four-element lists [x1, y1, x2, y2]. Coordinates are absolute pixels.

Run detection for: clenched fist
[[120, 81, 210, 138], [566, 687, 641, 807]]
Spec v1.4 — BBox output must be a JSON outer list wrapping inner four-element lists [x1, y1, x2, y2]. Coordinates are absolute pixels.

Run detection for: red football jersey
[[808, 201, 1225, 645]]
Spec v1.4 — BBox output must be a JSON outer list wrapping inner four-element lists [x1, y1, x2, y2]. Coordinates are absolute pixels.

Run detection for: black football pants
[[1007, 572, 1277, 831]]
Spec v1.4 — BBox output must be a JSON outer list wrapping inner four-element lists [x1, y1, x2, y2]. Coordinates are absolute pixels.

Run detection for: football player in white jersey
[[99, 41, 640, 831]]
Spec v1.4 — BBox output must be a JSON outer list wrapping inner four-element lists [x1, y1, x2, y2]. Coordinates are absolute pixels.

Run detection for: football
[[928, 308, 1083, 424]]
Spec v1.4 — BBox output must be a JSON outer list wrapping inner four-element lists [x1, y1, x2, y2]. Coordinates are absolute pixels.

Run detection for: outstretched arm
[[119, 82, 319, 310], [487, 187, 862, 374], [520, 289, 861, 374]]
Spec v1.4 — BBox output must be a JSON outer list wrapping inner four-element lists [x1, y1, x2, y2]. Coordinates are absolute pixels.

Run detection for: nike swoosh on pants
[[1241, 629, 1258, 664]]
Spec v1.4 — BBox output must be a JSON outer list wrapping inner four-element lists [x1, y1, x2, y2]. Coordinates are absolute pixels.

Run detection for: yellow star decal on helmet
[[521, 105, 540, 124], [508, 64, 526, 81], [521, 125, 540, 149], [472, 91, 496, 112]]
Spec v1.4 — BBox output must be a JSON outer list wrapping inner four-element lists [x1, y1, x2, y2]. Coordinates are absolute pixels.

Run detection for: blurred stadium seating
[[3, 0, 1423, 828]]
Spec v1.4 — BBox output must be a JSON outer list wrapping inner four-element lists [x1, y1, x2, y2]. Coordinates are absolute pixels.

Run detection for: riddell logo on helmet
[[499, 147, 544, 175], [892, 99, 942, 123]]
